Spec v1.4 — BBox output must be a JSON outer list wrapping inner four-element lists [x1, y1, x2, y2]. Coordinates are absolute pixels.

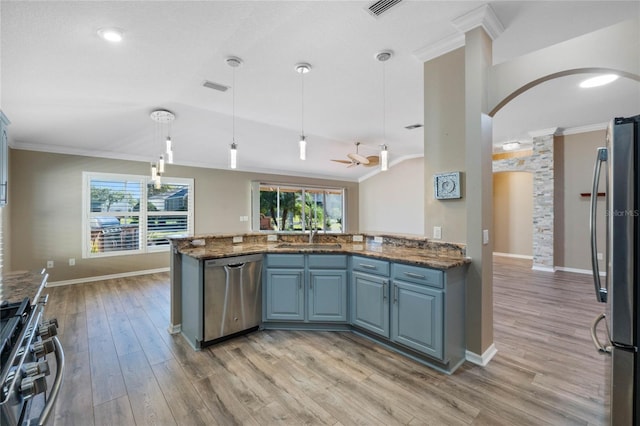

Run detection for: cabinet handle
[[0, 182, 6, 204], [404, 272, 425, 279], [359, 263, 377, 270], [394, 284, 398, 304], [382, 281, 387, 300], [299, 272, 303, 289]]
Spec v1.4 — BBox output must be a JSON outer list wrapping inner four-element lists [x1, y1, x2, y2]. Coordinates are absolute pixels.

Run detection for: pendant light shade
[[380, 145, 388, 171], [227, 56, 243, 169], [230, 142, 238, 169], [165, 137, 174, 164], [296, 63, 311, 160], [299, 136, 307, 160]]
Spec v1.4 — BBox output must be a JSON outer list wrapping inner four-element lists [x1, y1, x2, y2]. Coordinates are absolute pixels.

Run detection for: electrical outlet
[[232, 236, 243, 243], [267, 234, 278, 242], [433, 226, 442, 240], [373, 236, 383, 244], [69, 258, 75, 266], [352, 235, 363, 242], [46, 260, 54, 268], [597, 252, 604, 260]]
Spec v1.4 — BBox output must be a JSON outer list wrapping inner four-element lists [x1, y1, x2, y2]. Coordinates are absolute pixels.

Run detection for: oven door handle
[[37, 336, 65, 426]]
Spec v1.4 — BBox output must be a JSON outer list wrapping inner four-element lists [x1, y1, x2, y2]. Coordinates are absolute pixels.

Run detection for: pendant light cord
[[382, 60, 386, 141], [301, 71, 305, 136], [232, 66, 236, 142]]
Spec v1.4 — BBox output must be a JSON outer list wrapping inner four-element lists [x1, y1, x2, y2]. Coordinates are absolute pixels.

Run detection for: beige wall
[[8, 149, 358, 282], [492, 172, 533, 256], [359, 157, 424, 235], [424, 48, 467, 244], [555, 130, 607, 271]]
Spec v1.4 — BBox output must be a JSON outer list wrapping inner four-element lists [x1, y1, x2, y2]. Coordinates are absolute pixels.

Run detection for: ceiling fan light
[[230, 142, 238, 169], [299, 136, 306, 160], [380, 145, 388, 171]]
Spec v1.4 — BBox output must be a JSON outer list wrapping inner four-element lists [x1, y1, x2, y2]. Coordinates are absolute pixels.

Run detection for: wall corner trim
[[465, 343, 498, 366], [531, 264, 556, 273]]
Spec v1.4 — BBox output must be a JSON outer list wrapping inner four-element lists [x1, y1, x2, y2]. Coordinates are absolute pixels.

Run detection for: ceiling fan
[[331, 142, 380, 168]]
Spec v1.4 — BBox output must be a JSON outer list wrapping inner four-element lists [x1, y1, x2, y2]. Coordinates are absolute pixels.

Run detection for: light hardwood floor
[[42, 256, 609, 425]]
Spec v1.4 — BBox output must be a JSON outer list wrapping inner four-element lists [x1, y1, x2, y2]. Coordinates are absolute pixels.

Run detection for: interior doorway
[[492, 171, 533, 259]]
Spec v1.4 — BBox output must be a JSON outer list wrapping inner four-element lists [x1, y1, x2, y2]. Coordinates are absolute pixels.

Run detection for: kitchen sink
[[276, 243, 342, 250]]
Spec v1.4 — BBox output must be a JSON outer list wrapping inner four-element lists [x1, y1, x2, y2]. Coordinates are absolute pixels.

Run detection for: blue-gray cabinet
[[264, 254, 348, 323], [351, 256, 390, 338]]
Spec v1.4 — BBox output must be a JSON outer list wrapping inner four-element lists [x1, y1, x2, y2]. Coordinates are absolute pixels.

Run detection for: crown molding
[[528, 127, 559, 138], [413, 3, 504, 63], [413, 32, 465, 62], [559, 122, 608, 135], [452, 3, 504, 41]]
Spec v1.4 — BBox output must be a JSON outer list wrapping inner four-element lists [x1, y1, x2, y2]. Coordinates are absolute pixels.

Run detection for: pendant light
[[296, 63, 311, 160], [227, 56, 243, 169], [150, 109, 175, 188], [376, 50, 392, 171]]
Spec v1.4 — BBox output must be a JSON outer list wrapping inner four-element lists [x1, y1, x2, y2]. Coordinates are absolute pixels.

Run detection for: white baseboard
[[555, 266, 606, 277], [466, 343, 498, 367], [531, 264, 556, 273], [493, 252, 533, 260], [47, 267, 170, 287]]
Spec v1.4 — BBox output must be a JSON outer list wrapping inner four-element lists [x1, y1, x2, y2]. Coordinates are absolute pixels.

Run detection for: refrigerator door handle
[[589, 147, 608, 303], [590, 313, 612, 354]]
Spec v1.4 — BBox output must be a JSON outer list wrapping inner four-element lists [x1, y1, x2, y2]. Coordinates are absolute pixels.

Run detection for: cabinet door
[[265, 269, 304, 321], [351, 271, 389, 337], [308, 270, 347, 322], [391, 280, 443, 359]]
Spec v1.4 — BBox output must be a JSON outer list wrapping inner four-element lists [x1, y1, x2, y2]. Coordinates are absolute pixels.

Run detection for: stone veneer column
[[531, 133, 554, 270]]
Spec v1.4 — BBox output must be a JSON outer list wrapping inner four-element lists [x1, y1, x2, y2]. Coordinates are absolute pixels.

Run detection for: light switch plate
[[352, 235, 363, 242], [233, 236, 243, 243], [433, 226, 442, 240], [483, 229, 489, 245], [373, 236, 383, 243], [267, 234, 277, 242]]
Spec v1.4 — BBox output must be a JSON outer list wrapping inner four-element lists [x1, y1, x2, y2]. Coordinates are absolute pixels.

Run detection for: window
[[252, 182, 345, 233], [83, 172, 193, 258]]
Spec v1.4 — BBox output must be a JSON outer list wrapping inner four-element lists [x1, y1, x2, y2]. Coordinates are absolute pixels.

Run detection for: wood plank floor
[[41, 256, 609, 425]]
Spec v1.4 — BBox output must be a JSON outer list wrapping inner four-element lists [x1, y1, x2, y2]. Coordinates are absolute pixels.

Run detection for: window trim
[[82, 172, 194, 258], [251, 181, 346, 233]]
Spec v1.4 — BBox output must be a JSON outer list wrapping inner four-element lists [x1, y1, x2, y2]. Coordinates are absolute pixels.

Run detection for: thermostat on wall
[[434, 171, 461, 200]]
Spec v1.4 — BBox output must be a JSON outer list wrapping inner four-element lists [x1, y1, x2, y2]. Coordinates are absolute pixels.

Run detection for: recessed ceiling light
[[579, 74, 619, 88], [97, 28, 123, 43], [502, 141, 521, 151]]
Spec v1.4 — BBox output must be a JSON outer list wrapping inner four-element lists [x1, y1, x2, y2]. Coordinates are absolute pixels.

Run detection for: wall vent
[[202, 80, 229, 92], [367, 0, 403, 18]]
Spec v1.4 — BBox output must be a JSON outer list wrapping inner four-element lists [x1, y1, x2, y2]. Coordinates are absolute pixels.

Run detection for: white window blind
[[83, 172, 193, 258]]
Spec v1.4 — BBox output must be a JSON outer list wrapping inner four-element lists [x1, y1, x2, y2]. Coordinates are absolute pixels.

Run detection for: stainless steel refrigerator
[[590, 114, 639, 425]]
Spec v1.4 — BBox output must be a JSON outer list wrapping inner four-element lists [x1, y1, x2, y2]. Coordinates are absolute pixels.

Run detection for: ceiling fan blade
[[348, 152, 369, 164], [364, 156, 380, 166], [331, 159, 352, 164]]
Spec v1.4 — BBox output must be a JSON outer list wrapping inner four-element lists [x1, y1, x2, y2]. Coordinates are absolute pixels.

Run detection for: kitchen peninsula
[[170, 233, 470, 373]]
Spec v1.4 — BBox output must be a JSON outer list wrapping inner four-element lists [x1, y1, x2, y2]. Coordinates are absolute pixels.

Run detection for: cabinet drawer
[[352, 256, 389, 277], [266, 254, 305, 268], [392, 263, 443, 289], [308, 254, 348, 269]]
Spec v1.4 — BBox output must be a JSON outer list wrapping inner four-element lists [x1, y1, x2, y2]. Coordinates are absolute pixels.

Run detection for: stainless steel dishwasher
[[203, 254, 263, 343]]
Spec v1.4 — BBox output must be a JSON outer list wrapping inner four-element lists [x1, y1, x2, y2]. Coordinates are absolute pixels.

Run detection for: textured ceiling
[[1, 1, 638, 181]]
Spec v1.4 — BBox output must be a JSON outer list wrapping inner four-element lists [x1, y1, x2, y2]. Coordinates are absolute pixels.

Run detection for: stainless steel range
[[0, 271, 64, 426]]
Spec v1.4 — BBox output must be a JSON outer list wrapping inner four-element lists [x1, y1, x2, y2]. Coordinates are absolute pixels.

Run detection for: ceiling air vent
[[367, 0, 403, 18], [202, 80, 229, 92]]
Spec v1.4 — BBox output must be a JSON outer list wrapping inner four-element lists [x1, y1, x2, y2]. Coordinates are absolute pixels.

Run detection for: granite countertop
[[0, 270, 49, 305], [176, 241, 470, 270]]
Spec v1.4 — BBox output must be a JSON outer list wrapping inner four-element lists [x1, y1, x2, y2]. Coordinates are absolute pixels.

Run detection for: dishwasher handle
[[225, 262, 246, 269]]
